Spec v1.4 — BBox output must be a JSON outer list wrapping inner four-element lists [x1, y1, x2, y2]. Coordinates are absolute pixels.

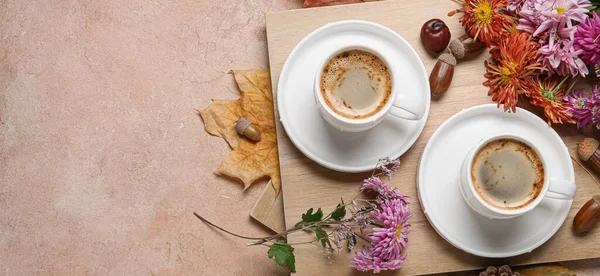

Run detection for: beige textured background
[[0, 0, 292, 275], [0, 0, 598, 275]]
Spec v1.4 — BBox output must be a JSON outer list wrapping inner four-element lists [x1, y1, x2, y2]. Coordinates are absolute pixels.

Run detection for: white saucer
[[417, 104, 574, 258], [276, 20, 430, 172]]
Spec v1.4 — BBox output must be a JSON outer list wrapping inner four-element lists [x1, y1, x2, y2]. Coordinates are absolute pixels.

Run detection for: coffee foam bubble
[[471, 139, 544, 210], [320, 49, 392, 119]]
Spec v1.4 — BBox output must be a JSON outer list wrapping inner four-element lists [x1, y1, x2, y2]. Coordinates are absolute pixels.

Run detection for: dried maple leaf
[[199, 69, 280, 194], [303, 0, 379, 8], [198, 99, 243, 149], [519, 264, 575, 276]]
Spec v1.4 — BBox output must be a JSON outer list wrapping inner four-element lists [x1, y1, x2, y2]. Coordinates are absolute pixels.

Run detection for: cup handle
[[546, 177, 576, 200], [388, 94, 424, 120]]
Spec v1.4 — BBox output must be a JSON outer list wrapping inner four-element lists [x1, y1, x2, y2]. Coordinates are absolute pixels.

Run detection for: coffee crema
[[320, 49, 392, 119], [471, 138, 544, 210]]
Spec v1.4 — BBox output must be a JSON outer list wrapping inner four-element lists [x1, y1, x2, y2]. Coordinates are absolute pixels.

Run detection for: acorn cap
[[479, 265, 519, 276], [236, 117, 252, 135], [449, 39, 465, 59], [578, 137, 600, 161], [438, 52, 457, 66]]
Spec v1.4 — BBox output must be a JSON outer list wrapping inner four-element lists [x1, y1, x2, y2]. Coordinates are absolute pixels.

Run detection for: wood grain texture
[[250, 181, 286, 233], [265, 1, 600, 275]]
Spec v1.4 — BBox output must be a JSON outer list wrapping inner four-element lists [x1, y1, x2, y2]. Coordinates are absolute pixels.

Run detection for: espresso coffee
[[471, 139, 544, 210], [320, 49, 392, 119]]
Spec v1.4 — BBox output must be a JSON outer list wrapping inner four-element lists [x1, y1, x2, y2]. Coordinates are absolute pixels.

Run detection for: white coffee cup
[[313, 41, 425, 132], [459, 133, 576, 219]]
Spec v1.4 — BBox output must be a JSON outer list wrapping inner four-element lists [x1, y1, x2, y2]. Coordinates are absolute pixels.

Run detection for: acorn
[[448, 34, 486, 60], [420, 19, 451, 54], [498, 265, 513, 275], [236, 117, 261, 142], [479, 265, 520, 276], [573, 195, 600, 234], [429, 53, 456, 97], [577, 137, 600, 173]]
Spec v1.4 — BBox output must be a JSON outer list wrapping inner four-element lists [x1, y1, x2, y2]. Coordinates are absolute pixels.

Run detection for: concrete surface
[[0, 0, 292, 275], [0, 0, 598, 275]]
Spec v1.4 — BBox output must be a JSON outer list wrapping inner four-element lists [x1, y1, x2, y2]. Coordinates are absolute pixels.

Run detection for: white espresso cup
[[313, 42, 425, 132], [459, 133, 576, 219]]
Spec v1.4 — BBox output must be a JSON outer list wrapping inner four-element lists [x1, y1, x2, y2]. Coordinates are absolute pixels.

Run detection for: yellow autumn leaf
[[198, 69, 280, 194], [198, 99, 243, 149], [519, 264, 575, 276]]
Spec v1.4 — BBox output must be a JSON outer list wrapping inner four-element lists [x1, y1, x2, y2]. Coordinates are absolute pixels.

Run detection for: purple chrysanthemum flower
[[588, 87, 600, 129], [368, 199, 412, 260], [507, 0, 525, 12], [350, 159, 412, 273], [564, 88, 595, 128], [350, 246, 406, 273], [361, 177, 409, 203], [594, 112, 600, 129], [361, 177, 384, 190], [518, 0, 550, 36], [574, 11, 600, 66], [538, 39, 589, 77], [518, 0, 590, 41], [376, 157, 401, 178]]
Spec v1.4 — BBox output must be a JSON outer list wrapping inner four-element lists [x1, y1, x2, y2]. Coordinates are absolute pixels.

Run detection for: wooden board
[[265, 1, 600, 275], [250, 181, 286, 233]]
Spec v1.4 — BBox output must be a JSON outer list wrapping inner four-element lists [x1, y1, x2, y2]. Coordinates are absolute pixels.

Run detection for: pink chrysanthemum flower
[[574, 11, 600, 66], [360, 177, 409, 203], [517, 0, 551, 36], [538, 39, 588, 76], [361, 177, 384, 190], [368, 199, 412, 260], [507, 0, 525, 12], [350, 246, 406, 273], [518, 0, 590, 41], [351, 157, 411, 273]]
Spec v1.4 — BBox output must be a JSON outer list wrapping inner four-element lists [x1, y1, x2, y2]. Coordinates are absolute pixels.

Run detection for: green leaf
[[301, 208, 323, 223], [331, 199, 346, 221], [310, 226, 331, 248], [266, 241, 296, 273]]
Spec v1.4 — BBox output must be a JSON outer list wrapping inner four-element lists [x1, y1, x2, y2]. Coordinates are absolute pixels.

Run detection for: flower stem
[[566, 77, 579, 95], [283, 230, 338, 246], [247, 224, 307, 246], [247, 218, 356, 246], [571, 155, 600, 190], [194, 212, 265, 240], [370, 222, 385, 228], [553, 76, 570, 95], [354, 233, 370, 243], [196, 211, 371, 246]]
